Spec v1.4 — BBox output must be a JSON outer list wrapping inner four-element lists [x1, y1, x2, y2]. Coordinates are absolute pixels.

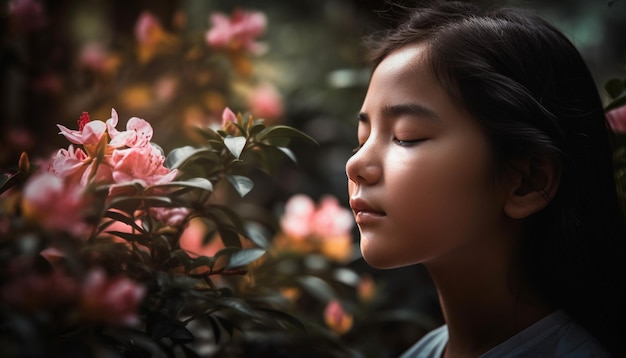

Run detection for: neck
[[425, 231, 554, 358]]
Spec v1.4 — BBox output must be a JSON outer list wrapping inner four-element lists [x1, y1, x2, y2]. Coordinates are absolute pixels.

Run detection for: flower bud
[[18, 152, 30, 174]]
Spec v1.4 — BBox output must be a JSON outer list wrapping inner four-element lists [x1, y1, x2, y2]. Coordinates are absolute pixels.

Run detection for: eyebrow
[[358, 103, 439, 122]]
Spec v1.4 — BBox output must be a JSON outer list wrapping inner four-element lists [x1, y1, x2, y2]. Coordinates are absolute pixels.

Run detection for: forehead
[[364, 44, 451, 114], [372, 45, 431, 85]]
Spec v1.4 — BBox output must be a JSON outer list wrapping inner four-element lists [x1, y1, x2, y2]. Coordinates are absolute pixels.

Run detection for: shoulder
[[483, 310, 612, 358], [399, 325, 448, 358]]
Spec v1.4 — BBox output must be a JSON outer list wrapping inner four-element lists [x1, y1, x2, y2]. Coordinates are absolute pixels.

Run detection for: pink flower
[[607, 105, 626, 133], [134, 12, 162, 46], [280, 194, 316, 239], [48, 144, 112, 185], [107, 109, 153, 148], [311, 196, 354, 238], [280, 194, 354, 240], [80, 269, 145, 326], [79, 42, 108, 71], [323, 300, 353, 335], [206, 9, 267, 53], [21, 172, 91, 237], [111, 144, 178, 187], [150, 207, 190, 227], [248, 83, 284, 120], [57, 119, 107, 146]]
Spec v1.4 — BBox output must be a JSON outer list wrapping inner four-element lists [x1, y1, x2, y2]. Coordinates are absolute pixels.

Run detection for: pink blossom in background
[[134, 12, 162, 46], [206, 9, 267, 53], [8, 0, 46, 33], [111, 144, 177, 187], [21, 172, 91, 237], [311, 196, 354, 238], [1, 263, 78, 310], [248, 83, 284, 120], [323, 300, 353, 335], [280, 194, 316, 239], [154, 76, 179, 103], [79, 42, 108, 71], [31, 73, 63, 95], [8, 126, 34, 150], [151, 207, 190, 227], [80, 269, 145, 326], [280, 194, 354, 240], [607, 105, 626, 133]]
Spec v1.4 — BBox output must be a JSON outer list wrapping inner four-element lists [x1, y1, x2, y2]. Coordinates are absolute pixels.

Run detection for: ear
[[503, 156, 561, 219]]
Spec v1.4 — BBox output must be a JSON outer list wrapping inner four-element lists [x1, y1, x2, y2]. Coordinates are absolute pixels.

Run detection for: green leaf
[[98, 181, 144, 194], [256, 308, 308, 333], [217, 297, 259, 318], [206, 316, 222, 343], [146, 312, 194, 343], [223, 136, 247, 159], [606, 96, 626, 111], [217, 226, 242, 248], [103, 210, 145, 233], [105, 230, 147, 244], [0, 172, 23, 196], [297, 276, 336, 302], [214, 246, 242, 259], [165, 146, 218, 169], [190, 255, 216, 270], [248, 122, 266, 136], [148, 177, 213, 193], [226, 248, 266, 269], [244, 222, 271, 249], [226, 175, 253, 197], [108, 196, 174, 212], [605, 78, 625, 99], [193, 126, 224, 142], [256, 125, 317, 147], [277, 146, 297, 163]]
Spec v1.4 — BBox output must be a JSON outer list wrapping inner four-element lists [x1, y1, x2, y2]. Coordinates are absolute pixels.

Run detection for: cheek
[[364, 142, 498, 267]]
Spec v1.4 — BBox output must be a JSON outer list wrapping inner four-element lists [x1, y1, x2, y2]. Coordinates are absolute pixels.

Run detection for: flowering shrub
[[0, 108, 329, 356]]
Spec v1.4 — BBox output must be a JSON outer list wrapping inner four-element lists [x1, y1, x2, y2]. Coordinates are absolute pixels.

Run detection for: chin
[[361, 247, 402, 269]]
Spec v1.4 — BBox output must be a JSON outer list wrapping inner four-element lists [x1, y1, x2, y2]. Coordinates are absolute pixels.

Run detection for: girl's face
[[346, 45, 511, 269]]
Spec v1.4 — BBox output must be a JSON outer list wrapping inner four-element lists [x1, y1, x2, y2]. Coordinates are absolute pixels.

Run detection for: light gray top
[[399, 310, 611, 357]]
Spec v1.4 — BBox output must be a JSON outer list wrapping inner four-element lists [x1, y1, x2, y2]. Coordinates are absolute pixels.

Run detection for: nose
[[345, 142, 382, 186]]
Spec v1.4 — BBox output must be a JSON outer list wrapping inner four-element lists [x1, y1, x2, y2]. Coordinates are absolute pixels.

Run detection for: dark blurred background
[[1, 0, 625, 355]]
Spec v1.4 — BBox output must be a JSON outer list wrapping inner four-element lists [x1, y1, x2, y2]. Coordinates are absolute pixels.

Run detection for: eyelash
[[394, 138, 426, 147], [352, 138, 425, 152]]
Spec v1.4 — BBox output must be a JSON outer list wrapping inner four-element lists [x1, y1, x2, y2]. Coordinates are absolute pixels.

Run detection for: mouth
[[349, 197, 386, 224]]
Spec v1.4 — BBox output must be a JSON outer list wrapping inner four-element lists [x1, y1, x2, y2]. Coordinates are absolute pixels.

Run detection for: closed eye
[[394, 138, 427, 147], [352, 143, 364, 153]]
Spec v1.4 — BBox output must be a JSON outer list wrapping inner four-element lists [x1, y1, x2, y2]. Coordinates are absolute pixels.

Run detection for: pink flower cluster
[[206, 9, 267, 54], [21, 109, 178, 236], [280, 194, 354, 240], [1, 261, 145, 327]]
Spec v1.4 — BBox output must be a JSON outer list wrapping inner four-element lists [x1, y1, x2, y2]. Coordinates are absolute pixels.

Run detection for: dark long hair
[[366, 1, 626, 355]]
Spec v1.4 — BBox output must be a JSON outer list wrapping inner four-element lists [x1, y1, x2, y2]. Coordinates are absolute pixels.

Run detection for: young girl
[[345, 1, 626, 357]]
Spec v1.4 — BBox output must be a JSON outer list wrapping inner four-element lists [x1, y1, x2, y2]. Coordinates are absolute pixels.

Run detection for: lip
[[349, 197, 386, 224]]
